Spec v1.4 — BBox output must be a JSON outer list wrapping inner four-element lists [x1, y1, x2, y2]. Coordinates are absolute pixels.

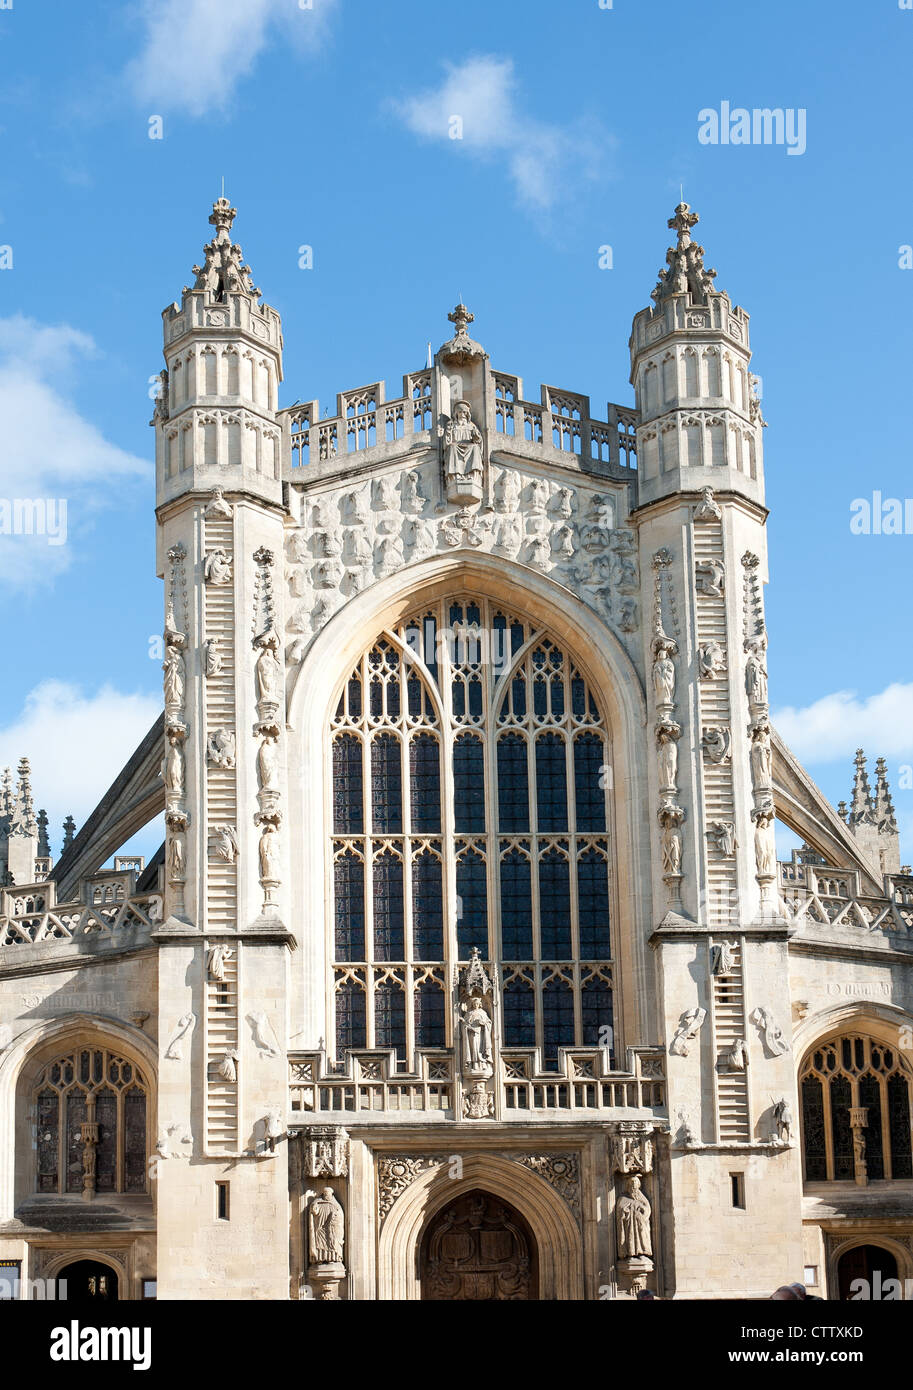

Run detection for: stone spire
[[848, 749, 875, 827], [36, 808, 51, 858], [874, 758, 898, 833], [188, 197, 262, 302], [62, 814, 76, 852], [0, 767, 11, 826], [12, 757, 38, 836], [652, 202, 718, 306]]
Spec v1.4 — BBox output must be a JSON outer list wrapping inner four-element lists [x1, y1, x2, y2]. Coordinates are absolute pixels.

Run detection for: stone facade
[[0, 200, 911, 1301]]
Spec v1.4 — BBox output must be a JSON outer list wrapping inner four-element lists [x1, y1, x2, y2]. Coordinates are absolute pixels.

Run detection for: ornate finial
[[439, 301, 484, 364], [209, 196, 237, 234], [12, 757, 37, 835], [62, 814, 76, 851], [849, 749, 875, 826], [37, 808, 51, 858], [874, 757, 898, 833], [652, 202, 718, 307]]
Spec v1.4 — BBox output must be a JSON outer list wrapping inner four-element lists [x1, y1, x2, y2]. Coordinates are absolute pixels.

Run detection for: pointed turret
[[154, 197, 284, 512], [630, 202, 764, 509], [845, 750, 900, 875]]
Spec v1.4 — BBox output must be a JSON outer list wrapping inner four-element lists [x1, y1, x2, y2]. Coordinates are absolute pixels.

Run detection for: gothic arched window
[[33, 1047, 149, 1196], [329, 597, 614, 1070], [799, 1033, 913, 1183]]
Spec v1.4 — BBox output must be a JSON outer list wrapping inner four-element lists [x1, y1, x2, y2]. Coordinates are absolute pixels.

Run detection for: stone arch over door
[[828, 1234, 912, 1300], [420, 1188, 538, 1300], [376, 1153, 584, 1300]]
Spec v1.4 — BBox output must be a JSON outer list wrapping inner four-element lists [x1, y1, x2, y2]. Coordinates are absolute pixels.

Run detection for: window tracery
[[33, 1047, 149, 1195], [799, 1032, 912, 1182]]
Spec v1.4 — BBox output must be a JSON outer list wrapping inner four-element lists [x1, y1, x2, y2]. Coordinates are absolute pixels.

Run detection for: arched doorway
[[420, 1189, 538, 1300], [58, 1260, 119, 1302], [837, 1244, 898, 1300]]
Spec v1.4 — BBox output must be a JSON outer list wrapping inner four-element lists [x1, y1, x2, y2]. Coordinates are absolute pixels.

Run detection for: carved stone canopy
[[651, 203, 718, 307], [438, 302, 486, 363], [296, 1126, 350, 1179]]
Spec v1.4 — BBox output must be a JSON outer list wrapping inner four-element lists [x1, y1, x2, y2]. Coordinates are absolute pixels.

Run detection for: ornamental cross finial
[[448, 302, 474, 335], [668, 201, 699, 248], [209, 197, 237, 234]]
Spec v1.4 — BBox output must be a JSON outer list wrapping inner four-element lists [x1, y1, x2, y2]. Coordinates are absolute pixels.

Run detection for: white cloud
[[772, 683, 913, 763], [392, 55, 609, 213], [124, 0, 337, 116], [0, 314, 149, 589], [0, 681, 161, 858]]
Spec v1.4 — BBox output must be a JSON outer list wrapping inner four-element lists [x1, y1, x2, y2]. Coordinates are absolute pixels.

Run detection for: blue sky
[[0, 0, 911, 866]]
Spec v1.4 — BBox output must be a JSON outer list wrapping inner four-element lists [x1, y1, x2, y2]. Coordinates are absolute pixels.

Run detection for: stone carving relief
[[701, 726, 732, 763], [706, 820, 737, 857], [215, 1050, 238, 1083], [750, 1006, 790, 1057], [207, 728, 236, 769], [164, 1011, 196, 1061], [212, 825, 239, 863], [203, 637, 222, 677], [298, 1126, 350, 1178], [695, 558, 725, 597], [616, 1175, 652, 1259], [308, 1187, 345, 1264], [441, 400, 485, 504], [609, 1123, 655, 1176], [698, 640, 726, 678], [710, 941, 734, 976], [207, 944, 235, 980], [669, 1005, 706, 1057], [247, 1010, 281, 1057], [771, 1097, 794, 1145], [514, 1153, 581, 1220], [204, 547, 233, 585], [205, 486, 233, 519], [694, 486, 722, 522]]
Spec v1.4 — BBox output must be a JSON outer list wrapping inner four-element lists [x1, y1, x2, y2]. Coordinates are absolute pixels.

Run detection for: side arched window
[[34, 1047, 149, 1195]]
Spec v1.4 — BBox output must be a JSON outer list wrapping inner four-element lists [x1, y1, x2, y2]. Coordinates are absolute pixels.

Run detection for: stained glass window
[[329, 599, 614, 1073], [31, 1049, 149, 1196], [799, 1034, 913, 1182]]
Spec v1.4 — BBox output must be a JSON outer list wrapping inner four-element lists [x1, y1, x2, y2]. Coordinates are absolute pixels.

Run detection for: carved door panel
[[420, 1190, 537, 1300]]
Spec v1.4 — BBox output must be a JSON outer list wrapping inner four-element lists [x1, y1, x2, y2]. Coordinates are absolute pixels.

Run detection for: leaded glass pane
[[94, 1089, 117, 1192], [801, 1076, 827, 1181], [65, 1091, 87, 1193], [535, 734, 568, 831], [830, 1076, 853, 1180], [371, 733, 402, 833], [574, 732, 606, 832], [859, 1074, 884, 1180], [36, 1089, 58, 1193], [503, 980, 535, 1047], [332, 734, 364, 834], [456, 848, 488, 956], [497, 734, 529, 832], [413, 850, 443, 959], [500, 848, 533, 959], [581, 981, 613, 1060], [373, 851, 404, 960], [453, 735, 485, 833], [124, 1087, 147, 1193], [543, 978, 574, 1068], [888, 1074, 913, 1179], [539, 848, 571, 958], [334, 851, 364, 960], [577, 847, 611, 957], [375, 983, 406, 1062], [410, 734, 441, 833], [414, 982, 446, 1047], [336, 983, 366, 1054]]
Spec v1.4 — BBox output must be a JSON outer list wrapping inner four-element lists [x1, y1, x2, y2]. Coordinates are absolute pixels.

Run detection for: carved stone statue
[[443, 402, 483, 489], [259, 821, 281, 883], [167, 831, 185, 882], [163, 643, 186, 709], [165, 1011, 195, 1061], [203, 637, 222, 677], [213, 825, 239, 863], [773, 1097, 794, 1144], [257, 736, 280, 794], [752, 809, 776, 878], [207, 944, 235, 981], [726, 1038, 748, 1070], [309, 1187, 345, 1264], [750, 727, 772, 788], [254, 631, 283, 706], [652, 648, 676, 706], [616, 1175, 652, 1259], [699, 640, 726, 678], [711, 941, 734, 975], [204, 548, 233, 585], [744, 638, 769, 706], [695, 558, 725, 597], [706, 820, 736, 857], [460, 994, 494, 1077], [656, 722, 680, 791], [162, 738, 184, 795], [494, 469, 520, 514], [207, 728, 236, 769], [702, 726, 731, 763], [694, 486, 722, 521], [264, 1108, 284, 1152], [670, 1006, 706, 1057], [216, 1049, 238, 1083]]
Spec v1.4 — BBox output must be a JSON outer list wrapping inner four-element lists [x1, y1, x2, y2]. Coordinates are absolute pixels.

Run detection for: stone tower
[[630, 204, 802, 1292], [152, 199, 293, 1299], [844, 749, 901, 875]]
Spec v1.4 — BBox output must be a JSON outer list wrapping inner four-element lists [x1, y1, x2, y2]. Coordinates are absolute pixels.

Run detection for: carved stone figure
[[204, 548, 233, 585], [341, 490, 368, 526], [216, 1049, 238, 1083], [744, 638, 769, 706], [247, 1011, 280, 1057], [494, 469, 520, 514], [254, 631, 283, 705], [706, 820, 737, 857], [551, 524, 575, 560], [163, 641, 186, 709], [726, 1038, 748, 1070], [259, 821, 281, 883], [167, 831, 185, 881], [750, 725, 772, 788], [207, 944, 235, 981], [652, 646, 676, 708], [460, 994, 494, 1078], [203, 637, 222, 676], [165, 1011, 195, 1060], [309, 1187, 345, 1263], [695, 558, 725, 596], [406, 517, 436, 559], [374, 534, 404, 577], [207, 728, 236, 769], [162, 738, 184, 795], [212, 825, 239, 863], [656, 722, 680, 791], [772, 1097, 794, 1144], [257, 736, 280, 794], [205, 486, 233, 519], [443, 402, 483, 486], [462, 1081, 494, 1119], [702, 726, 732, 763], [616, 1175, 652, 1259], [752, 808, 776, 878], [670, 1006, 706, 1057], [699, 641, 726, 678], [619, 599, 638, 632], [551, 487, 574, 520], [711, 941, 734, 975], [694, 486, 722, 521], [401, 470, 425, 515], [493, 514, 522, 557], [264, 1108, 284, 1152], [750, 1006, 790, 1056]]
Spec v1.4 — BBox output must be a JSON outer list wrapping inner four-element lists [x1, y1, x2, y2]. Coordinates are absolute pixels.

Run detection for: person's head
[[769, 1285, 801, 1300], [636, 1289, 658, 1300]]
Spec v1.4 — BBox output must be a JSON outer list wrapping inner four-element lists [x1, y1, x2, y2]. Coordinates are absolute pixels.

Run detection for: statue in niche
[[460, 994, 494, 1077], [772, 1098, 793, 1144], [204, 548, 233, 585], [162, 738, 184, 795], [163, 636, 186, 709], [167, 831, 185, 881], [655, 722, 680, 790], [744, 637, 769, 706], [616, 1175, 652, 1259], [750, 724, 772, 788], [652, 640, 676, 706], [752, 808, 776, 878], [309, 1187, 345, 1264], [442, 401, 484, 490], [726, 1038, 748, 1071], [208, 944, 234, 981], [258, 736, 280, 794], [216, 1049, 238, 1083], [259, 821, 281, 883], [494, 469, 520, 514], [205, 486, 233, 519], [254, 630, 283, 705]]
